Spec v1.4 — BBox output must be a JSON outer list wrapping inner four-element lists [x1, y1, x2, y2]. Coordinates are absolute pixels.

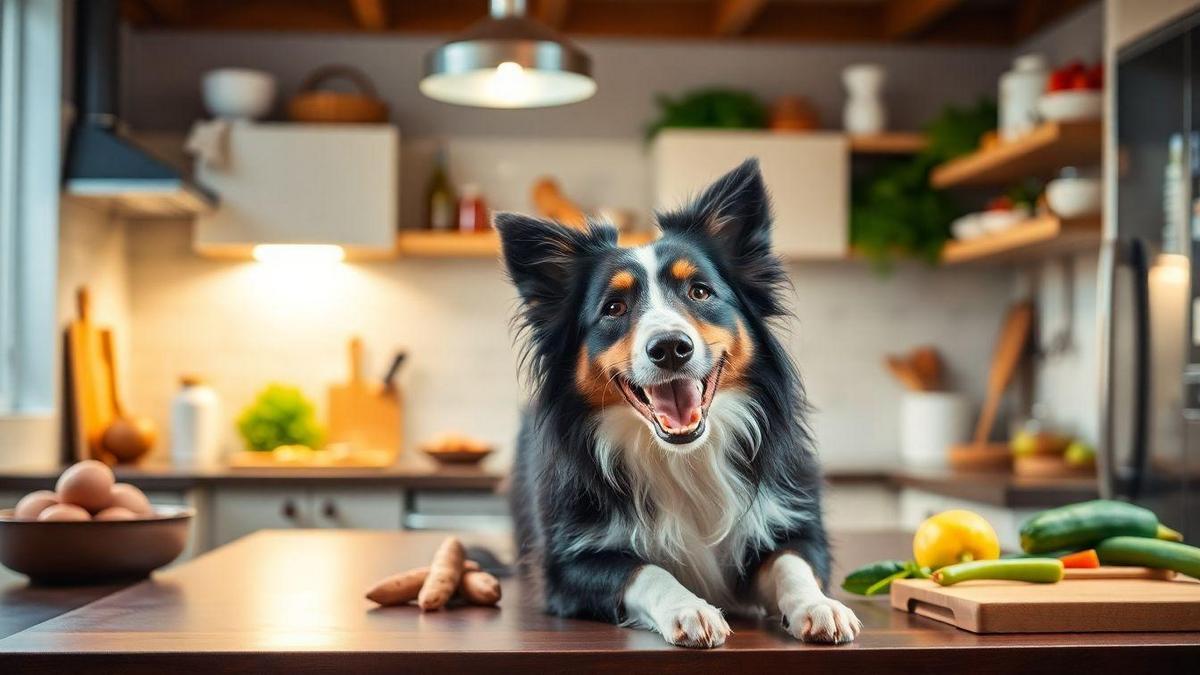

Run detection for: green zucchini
[[932, 558, 1064, 586], [1019, 500, 1183, 553], [1095, 536, 1200, 579]]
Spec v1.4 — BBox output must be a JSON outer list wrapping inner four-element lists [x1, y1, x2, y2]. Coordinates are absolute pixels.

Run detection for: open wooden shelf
[[848, 133, 927, 155], [931, 121, 1102, 188], [395, 230, 657, 258], [940, 214, 1101, 265]]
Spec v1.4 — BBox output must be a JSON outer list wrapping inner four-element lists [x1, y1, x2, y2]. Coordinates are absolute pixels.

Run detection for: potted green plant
[[236, 383, 323, 452]]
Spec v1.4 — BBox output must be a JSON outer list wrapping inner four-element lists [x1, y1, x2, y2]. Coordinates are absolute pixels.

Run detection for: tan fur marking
[[576, 335, 635, 408], [692, 318, 754, 390], [670, 259, 697, 280], [610, 270, 635, 291]]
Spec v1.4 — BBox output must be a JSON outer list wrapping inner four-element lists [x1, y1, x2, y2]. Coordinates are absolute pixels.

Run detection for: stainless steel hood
[[63, 0, 216, 217]]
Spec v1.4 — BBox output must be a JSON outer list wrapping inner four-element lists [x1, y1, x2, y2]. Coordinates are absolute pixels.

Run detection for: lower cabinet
[[211, 487, 403, 548]]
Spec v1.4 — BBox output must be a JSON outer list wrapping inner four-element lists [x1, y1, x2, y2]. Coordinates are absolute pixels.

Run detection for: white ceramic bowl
[[951, 214, 984, 241], [1046, 177, 1102, 218], [202, 68, 277, 120], [978, 206, 1031, 234], [1038, 90, 1102, 122]]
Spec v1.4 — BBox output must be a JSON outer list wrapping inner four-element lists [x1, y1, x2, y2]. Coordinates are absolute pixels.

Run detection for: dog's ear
[[659, 158, 787, 316], [659, 158, 773, 263], [496, 213, 618, 314]]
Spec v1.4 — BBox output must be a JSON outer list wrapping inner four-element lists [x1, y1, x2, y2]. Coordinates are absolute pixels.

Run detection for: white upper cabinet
[[652, 130, 848, 259], [194, 123, 399, 258]]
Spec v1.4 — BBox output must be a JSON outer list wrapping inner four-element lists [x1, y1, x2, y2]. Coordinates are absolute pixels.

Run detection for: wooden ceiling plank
[[348, 0, 388, 30], [885, 0, 963, 40], [535, 0, 571, 29], [713, 0, 768, 36]]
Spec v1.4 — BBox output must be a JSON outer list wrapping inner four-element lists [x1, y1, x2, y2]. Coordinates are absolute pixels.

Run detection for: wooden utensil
[[65, 287, 116, 462], [909, 346, 943, 391], [98, 329, 156, 464], [327, 336, 402, 458], [885, 355, 926, 391], [973, 301, 1034, 445], [891, 576, 1200, 633], [288, 65, 388, 123]]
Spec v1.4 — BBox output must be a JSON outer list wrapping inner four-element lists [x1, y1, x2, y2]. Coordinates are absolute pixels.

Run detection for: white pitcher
[[843, 64, 887, 134]]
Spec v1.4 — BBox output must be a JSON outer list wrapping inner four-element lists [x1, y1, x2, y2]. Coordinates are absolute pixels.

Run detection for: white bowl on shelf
[[202, 68, 277, 120], [1038, 90, 1102, 123], [978, 206, 1031, 235], [1046, 177, 1101, 218], [951, 213, 984, 241]]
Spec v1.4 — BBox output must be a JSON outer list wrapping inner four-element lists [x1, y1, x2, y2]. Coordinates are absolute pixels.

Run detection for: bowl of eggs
[[0, 460, 192, 584]]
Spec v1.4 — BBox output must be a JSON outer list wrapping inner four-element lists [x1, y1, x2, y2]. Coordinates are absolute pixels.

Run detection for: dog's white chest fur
[[578, 392, 814, 608]]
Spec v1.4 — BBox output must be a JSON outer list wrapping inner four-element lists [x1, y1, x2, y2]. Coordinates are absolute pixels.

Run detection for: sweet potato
[[365, 560, 481, 607], [417, 537, 466, 611], [459, 570, 502, 606], [366, 566, 429, 606]]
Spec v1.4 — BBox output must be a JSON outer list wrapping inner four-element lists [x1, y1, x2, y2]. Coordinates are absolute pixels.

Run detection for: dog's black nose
[[647, 332, 694, 371]]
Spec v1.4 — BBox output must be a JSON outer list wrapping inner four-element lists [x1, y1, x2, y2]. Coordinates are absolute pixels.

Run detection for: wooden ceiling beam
[[712, 0, 768, 36], [535, 0, 571, 29], [885, 0, 964, 40], [348, 0, 387, 30]]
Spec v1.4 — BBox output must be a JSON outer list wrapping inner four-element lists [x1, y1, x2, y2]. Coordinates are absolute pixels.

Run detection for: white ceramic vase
[[842, 64, 886, 134]]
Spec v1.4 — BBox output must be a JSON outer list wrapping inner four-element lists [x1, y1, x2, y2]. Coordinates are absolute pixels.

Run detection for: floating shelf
[[395, 230, 657, 258], [931, 121, 1102, 188], [940, 214, 1101, 265], [848, 133, 927, 155]]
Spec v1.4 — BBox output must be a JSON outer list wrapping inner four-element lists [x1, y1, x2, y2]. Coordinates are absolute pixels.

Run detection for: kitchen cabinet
[[194, 123, 399, 259], [210, 486, 403, 547], [652, 129, 848, 259]]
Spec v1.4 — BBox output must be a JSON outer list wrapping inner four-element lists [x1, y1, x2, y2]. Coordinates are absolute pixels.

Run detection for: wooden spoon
[[885, 355, 926, 391], [972, 301, 1034, 446], [99, 330, 157, 463], [909, 346, 943, 391]]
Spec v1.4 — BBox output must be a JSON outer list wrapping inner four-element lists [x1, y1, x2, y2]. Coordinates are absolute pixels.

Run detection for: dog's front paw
[[659, 602, 731, 648], [783, 597, 861, 644]]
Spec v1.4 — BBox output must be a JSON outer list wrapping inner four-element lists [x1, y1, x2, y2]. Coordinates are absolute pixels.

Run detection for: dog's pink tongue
[[646, 379, 703, 431]]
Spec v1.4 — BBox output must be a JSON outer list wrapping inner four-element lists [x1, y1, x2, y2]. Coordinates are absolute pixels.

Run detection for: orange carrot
[[1060, 549, 1100, 569]]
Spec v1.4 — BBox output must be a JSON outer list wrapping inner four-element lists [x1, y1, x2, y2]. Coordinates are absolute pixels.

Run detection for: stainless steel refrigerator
[[1103, 12, 1200, 541]]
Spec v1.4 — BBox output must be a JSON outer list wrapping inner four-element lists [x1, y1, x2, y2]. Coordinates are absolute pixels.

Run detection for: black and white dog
[[496, 159, 860, 648]]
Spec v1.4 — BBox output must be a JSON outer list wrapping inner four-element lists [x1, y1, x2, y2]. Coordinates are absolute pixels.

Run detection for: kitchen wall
[[49, 17, 1111, 470]]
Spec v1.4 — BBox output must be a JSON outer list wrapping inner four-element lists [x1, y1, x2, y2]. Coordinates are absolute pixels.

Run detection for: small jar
[[458, 184, 490, 233]]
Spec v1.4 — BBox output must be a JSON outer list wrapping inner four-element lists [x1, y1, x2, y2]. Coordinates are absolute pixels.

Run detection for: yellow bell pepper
[[913, 510, 1001, 570]]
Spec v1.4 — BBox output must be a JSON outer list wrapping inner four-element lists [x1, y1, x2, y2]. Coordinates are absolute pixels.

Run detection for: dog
[[495, 158, 860, 648]]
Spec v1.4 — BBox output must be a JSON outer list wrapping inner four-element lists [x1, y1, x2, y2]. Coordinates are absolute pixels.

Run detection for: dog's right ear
[[495, 213, 587, 309]]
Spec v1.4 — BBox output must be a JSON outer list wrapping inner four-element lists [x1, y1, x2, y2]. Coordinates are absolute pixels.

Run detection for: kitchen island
[[1, 530, 1196, 672]]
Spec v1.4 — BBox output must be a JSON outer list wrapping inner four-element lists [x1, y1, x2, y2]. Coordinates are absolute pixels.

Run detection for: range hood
[[63, 0, 216, 217]]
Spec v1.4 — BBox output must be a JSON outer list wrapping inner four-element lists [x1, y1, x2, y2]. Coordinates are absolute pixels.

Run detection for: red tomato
[[1086, 64, 1104, 90], [1071, 71, 1091, 90], [1047, 70, 1072, 92], [986, 196, 1014, 212]]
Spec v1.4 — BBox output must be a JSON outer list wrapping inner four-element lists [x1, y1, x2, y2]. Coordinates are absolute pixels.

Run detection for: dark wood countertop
[[890, 468, 1100, 508], [0, 457, 504, 492], [1, 529, 1194, 672]]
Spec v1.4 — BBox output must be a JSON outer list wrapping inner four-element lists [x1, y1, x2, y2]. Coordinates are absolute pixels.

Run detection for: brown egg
[[38, 503, 91, 522], [94, 506, 137, 521], [109, 483, 153, 516], [14, 490, 58, 520], [55, 459, 115, 513]]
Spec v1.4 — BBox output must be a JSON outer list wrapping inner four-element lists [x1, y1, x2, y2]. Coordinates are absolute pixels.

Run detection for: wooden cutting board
[[891, 575, 1200, 633], [326, 337, 402, 458], [64, 287, 116, 463]]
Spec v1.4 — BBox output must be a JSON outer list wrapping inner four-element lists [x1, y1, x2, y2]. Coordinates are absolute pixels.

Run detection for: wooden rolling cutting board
[[891, 575, 1200, 633], [327, 336, 402, 458]]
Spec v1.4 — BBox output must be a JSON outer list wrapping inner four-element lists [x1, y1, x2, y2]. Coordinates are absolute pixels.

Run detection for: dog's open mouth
[[616, 358, 725, 445]]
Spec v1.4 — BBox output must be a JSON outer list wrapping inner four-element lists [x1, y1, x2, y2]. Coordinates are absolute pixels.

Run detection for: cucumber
[[1095, 536, 1200, 579], [932, 558, 1064, 586], [1019, 500, 1183, 553]]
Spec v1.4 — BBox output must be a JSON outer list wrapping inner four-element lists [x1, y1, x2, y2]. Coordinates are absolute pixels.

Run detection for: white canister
[[900, 392, 971, 469], [999, 54, 1048, 141], [842, 64, 886, 135], [170, 376, 223, 467]]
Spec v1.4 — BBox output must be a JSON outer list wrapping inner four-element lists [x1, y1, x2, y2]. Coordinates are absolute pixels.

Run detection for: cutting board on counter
[[891, 575, 1200, 633], [327, 337, 402, 458]]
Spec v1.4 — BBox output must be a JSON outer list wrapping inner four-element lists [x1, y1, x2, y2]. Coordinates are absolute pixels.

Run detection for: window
[[0, 0, 60, 417]]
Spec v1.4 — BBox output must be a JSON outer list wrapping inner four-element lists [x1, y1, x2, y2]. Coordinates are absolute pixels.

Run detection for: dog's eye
[[688, 284, 712, 301], [602, 300, 627, 318]]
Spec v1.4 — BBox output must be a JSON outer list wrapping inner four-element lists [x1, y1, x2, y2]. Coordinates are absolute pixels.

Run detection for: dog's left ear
[[660, 158, 773, 263], [660, 158, 786, 316]]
